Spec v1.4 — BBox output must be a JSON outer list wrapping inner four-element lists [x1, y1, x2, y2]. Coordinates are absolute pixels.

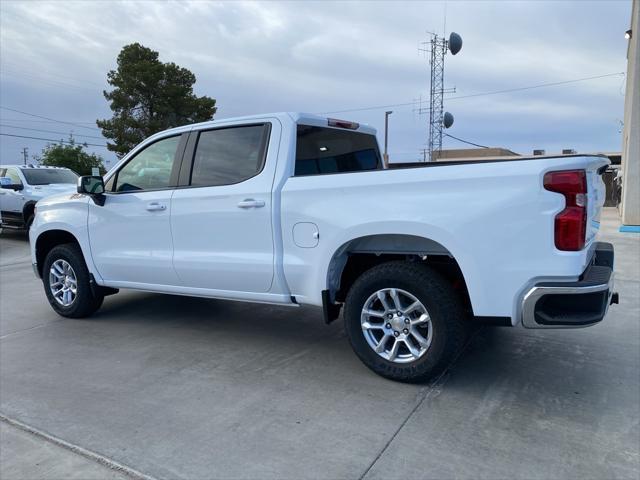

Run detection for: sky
[[0, 0, 633, 168]]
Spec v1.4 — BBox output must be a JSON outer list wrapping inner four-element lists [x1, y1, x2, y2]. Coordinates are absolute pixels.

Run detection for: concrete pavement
[[1, 421, 129, 480], [0, 208, 638, 479]]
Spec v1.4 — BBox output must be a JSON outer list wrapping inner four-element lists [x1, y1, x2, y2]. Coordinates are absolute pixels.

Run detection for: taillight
[[543, 169, 587, 251]]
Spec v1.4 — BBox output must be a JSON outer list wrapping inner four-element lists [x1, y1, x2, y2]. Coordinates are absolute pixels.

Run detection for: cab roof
[[161, 112, 377, 137]]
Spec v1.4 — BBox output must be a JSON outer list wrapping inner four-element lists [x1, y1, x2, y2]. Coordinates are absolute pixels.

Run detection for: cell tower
[[421, 32, 462, 161]]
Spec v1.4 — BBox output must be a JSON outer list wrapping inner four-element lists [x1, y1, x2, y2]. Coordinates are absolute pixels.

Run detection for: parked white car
[[0, 165, 78, 230], [28, 113, 617, 382]]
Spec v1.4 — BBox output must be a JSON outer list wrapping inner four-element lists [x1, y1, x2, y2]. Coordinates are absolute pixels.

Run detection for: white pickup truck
[[29, 113, 617, 382], [0, 165, 78, 230]]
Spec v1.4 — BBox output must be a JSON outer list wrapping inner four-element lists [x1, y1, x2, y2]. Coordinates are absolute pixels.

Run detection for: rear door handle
[[146, 202, 167, 212], [237, 199, 265, 209]]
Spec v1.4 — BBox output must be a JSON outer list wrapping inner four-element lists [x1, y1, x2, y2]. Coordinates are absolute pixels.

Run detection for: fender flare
[[321, 223, 473, 296], [22, 200, 37, 222]]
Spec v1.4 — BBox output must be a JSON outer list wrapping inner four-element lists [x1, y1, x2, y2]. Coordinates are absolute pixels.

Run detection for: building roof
[[432, 147, 520, 161]]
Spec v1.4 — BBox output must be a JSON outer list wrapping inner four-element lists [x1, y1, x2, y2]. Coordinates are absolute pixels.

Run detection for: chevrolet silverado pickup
[[29, 113, 617, 382]]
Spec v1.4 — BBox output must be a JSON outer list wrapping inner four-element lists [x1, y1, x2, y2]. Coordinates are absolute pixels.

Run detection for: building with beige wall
[[621, 0, 640, 227]]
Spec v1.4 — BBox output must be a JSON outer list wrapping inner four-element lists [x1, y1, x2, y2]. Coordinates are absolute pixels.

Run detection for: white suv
[[0, 165, 78, 230]]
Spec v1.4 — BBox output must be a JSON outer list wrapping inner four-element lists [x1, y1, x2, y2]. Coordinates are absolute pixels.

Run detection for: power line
[[319, 72, 625, 115], [443, 132, 489, 148], [0, 118, 97, 125], [0, 69, 99, 93], [448, 72, 625, 102], [0, 133, 108, 148], [320, 101, 416, 115], [0, 61, 105, 88], [0, 106, 102, 132], [0, 124, 105, 140]]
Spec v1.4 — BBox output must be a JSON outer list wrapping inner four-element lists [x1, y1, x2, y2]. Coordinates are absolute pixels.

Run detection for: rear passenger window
[[190, 125, 269, 187], [295, 125, 381, 176]]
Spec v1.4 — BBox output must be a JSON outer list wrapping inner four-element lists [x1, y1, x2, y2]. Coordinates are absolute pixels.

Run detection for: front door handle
[[146, 202, 167, 212], [237, 199, 265, 209]]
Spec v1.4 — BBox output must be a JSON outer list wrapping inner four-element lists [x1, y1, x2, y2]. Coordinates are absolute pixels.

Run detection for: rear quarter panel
[[280, 155, 609, 324]]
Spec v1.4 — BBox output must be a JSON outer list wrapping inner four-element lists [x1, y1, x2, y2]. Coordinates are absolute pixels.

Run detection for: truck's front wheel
[[344, 261, 467, 383], [43, 244, 104, 318]]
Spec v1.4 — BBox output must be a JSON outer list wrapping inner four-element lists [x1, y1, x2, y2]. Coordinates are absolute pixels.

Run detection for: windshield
[[21, 168, 78, 185]]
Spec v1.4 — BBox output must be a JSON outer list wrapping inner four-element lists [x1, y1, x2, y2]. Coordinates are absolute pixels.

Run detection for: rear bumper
[[522, 242, 617, 328]]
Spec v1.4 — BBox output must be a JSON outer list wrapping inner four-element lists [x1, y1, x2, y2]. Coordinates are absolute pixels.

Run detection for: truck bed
[[387, 153, 609, 169]]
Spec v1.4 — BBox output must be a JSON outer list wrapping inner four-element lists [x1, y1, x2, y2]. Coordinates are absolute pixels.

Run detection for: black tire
[[42, 243, 104, 318], [25, 214, 34, 231], [344, 261, 468, 383]]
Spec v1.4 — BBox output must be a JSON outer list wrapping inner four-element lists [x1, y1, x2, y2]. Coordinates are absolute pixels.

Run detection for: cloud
[[0, 0, 631, 165]]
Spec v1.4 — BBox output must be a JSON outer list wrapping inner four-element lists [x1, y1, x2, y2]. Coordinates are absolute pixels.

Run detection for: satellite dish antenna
[[443, 112, 454, 129], [448, 32, 463, 55]]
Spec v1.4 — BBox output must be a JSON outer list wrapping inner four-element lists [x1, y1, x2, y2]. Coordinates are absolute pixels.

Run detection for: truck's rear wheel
[[43, 244, 103, 318], [344, 261, 467, 383]]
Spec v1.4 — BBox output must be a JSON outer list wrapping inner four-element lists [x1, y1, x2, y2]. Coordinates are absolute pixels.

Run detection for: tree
[[35, 137, 106, 175], [97, 43, 217, 157]]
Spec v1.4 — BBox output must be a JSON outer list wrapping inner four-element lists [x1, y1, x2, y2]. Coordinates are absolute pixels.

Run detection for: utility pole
[[383, 111, 393, 168], [22, 147, 28, 166]]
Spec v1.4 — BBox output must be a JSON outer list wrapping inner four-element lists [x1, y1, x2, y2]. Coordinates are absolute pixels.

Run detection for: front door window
[[112, 136, 181, 192]]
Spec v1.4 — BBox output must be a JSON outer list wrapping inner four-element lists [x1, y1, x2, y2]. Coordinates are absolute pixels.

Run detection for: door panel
[[0, 168, 25, 217], [88, 134, 185, 286], [171, 181, 274, 291], [0, 189, 24, 216], [88, 191, 178, 285], [171, 121, 280, 293]]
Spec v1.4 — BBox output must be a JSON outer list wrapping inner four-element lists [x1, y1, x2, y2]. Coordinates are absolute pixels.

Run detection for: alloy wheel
[[49, 259, 78, 307], [361, 288, 433, 363]]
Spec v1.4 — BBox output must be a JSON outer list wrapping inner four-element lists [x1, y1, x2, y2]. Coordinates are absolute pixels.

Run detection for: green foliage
[[97, 43, 217, 157], [35, 138, 106, 175]]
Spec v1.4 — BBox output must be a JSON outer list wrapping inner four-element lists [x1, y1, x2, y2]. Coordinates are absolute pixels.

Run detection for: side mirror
[[0, 177, 23, 190], [77, 176, 106, 206]]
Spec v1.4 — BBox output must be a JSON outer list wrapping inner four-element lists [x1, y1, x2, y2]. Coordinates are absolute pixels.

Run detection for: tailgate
[[586, 164, 608, 245]]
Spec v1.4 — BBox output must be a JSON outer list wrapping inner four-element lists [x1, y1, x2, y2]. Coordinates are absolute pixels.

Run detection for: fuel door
[[293, 222, 319, 248]]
